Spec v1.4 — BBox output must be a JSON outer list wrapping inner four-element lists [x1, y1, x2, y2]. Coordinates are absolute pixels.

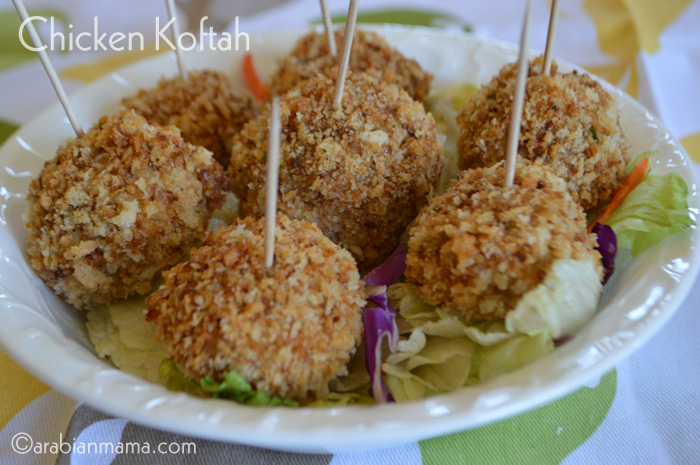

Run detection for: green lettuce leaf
[[201, 371, 299, 407], [474, 332, 553, 383], [505, 260, 602, 338], [607, 171, 694, 256], [307, 392, 375, 407], [625, 151, 655, 176], [86, 297, 169, 383], [427, 83, 480, 194], [384, 283, 561, 402], [158, 359, 204, 396], [428, 83, 481, 114], [384, 258, 604, 402], [388, 282, 437, 326], [160, 360, 372, 407], [384, 340, 474, 403]]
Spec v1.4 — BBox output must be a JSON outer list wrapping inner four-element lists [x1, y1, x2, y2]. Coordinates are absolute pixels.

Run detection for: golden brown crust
[[146, 215, 364, 401], [122, 69, 256, 166], [405, 160, 602, 319], [24, 109, 227, 310], [269, 29, 433, 103], [231, 72, 444, 270], [457, 57, 630, 212]]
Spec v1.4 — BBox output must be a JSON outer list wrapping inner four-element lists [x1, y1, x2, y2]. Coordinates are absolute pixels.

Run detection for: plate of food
[[0, 24, 697, 453]]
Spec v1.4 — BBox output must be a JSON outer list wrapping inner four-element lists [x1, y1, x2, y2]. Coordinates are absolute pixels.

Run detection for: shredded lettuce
[[158, 357, 373, 406], [158, 358, 204, 396], [86, 297, 170, 383], [307, 392, 375, 407], [384, 283, 542, 402], [427, 83, 480, 194], [607, 167, 694, 256], [384, 334, 475, 402], [384, 259, 603, 402], [201, 371, 299, 407], [474, 332, 553, 383], [428, 82, 481, 118], [505, 260, 602, 338], [625, 151, 654, 176]]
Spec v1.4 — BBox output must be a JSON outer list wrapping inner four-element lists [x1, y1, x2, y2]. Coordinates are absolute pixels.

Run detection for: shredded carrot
[[588, 157, 650, 232], [243, 53, 269, 101]]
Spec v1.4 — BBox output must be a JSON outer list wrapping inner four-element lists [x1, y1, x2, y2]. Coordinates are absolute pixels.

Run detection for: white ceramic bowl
[[0, 26, 698, 453]]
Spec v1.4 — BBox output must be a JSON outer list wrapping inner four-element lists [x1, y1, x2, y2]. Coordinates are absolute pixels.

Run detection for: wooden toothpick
[[333, 0, 359, 106], [264, 96, 282, 268], [165, 0, 187, 79], [543, 0, 560, 75], [11, 0, 84, 137], [320, 0, 337, 57], [504, 0, 532, 188]]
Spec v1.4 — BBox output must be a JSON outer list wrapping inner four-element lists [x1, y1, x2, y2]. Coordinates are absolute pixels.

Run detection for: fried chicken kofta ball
[[406, 160, 602, 320], [122, 69, 256, 166], [146, 215, 365, 401], [24, 109, 227, 310], [457, 57, 630, 212], [269, 29, 433, 103], [231, 72, 444, 270]]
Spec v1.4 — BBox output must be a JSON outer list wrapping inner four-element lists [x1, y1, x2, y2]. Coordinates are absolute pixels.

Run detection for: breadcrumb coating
[[457, 57, 630, 212], [406, 160, 602, 319], [122, 69, 256, 166], [24, 109, 227, 310], [231, 72, 444, 270], [146, 215, 365, 401], [269, 29, 433, 103]]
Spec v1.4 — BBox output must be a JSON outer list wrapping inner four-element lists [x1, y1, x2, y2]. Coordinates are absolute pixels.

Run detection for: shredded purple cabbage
[[592, 222, 617, 284], [365, 243, 407, 287], [363, 306, 397, 403], [363, 244, 406, 403]]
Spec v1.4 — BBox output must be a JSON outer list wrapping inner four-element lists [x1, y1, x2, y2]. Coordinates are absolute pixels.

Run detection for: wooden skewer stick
[[11, 0, 84, 137], [264, 96, 282, 268], [333, 0, 359, 106], [504, 0, 532, 188], [543, 0, 560, 75], [165, 0, 187, 79], [320, 0, 337, 57]]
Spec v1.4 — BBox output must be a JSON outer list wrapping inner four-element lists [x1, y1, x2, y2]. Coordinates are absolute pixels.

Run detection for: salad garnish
[[363, 244, 406, 403], [593, 222, 617, 284]]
